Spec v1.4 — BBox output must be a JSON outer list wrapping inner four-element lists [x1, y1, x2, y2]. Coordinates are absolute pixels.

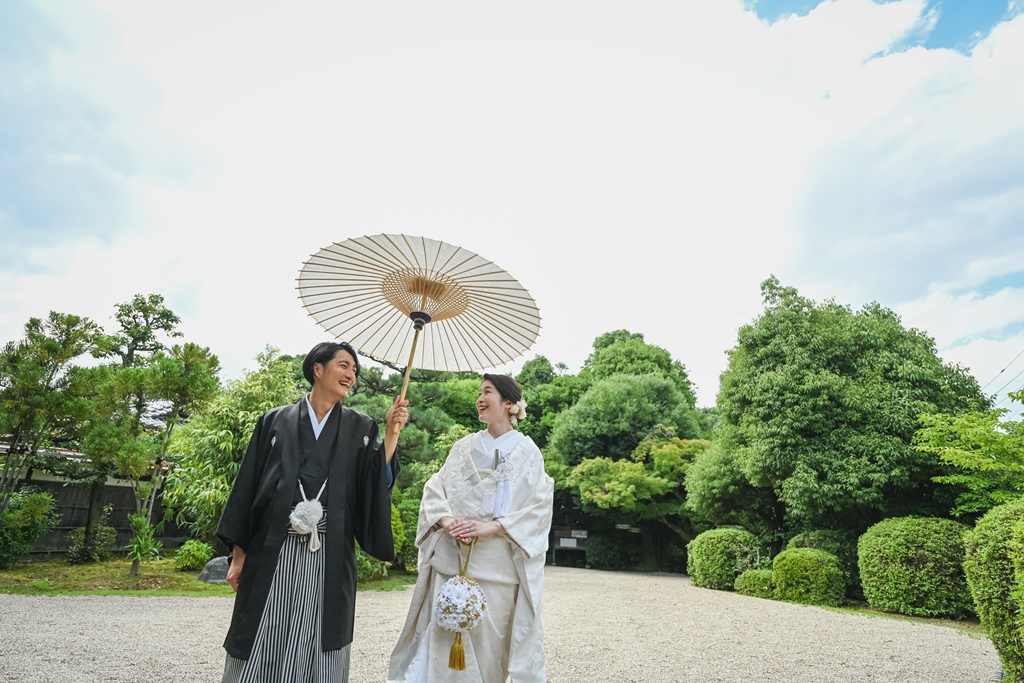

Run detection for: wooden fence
[[18, 472, 189, 559]]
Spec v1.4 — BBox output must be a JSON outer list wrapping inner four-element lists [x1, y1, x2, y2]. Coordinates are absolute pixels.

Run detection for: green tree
[[516, 356, 556, 389], [914, 391, 1024, 518], [550, 374, 700, 467], [72, 294, 184, 558], [703, 277, 986, 553], [584, 333, 696, 404], [98, 293, 182, 367], [0, 312, 101, 513], [567, 428, 711, 568], [164, 347, 299, 545], [519, 373, 589, 450]]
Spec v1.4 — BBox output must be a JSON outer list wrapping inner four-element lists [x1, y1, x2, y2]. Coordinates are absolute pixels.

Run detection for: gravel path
[[0, 567, 1004, 682]]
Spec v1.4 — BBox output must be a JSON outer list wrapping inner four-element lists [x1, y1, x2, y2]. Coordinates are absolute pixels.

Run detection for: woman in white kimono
[[388, 374, 554, 683]]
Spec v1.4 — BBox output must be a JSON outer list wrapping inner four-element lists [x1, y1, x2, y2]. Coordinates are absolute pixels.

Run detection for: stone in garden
[[198, 556, 229, 583]]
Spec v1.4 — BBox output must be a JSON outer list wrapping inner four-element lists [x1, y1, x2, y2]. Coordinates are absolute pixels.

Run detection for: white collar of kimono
[[473, 428, 524, 458], [304, 394, 334, 441]]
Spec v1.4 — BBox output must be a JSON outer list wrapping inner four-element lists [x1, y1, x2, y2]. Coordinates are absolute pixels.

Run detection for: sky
[[1, 0, 1023, 415]]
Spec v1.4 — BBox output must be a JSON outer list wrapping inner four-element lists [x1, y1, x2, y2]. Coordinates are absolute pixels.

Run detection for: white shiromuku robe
[[388, 430, 554, 683]]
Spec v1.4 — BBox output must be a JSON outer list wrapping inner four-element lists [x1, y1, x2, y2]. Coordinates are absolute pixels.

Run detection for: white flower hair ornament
[[508, 399, 528, 426]]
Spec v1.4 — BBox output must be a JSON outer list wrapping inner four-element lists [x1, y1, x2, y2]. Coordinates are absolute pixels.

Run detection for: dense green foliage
[[164, 347, 304, 543], [0, 488, 58, 569], [551, 374, 700, 467], [584, 332, 695, 402], [963, 498, 1024, 682], [915, 396, 1024, 518], [787, 529, 860, 598], [585, 531, 641, 571], [689, 277, 985, 553], [174, 540, 215, 571], [771, 547, 845, 607], [858, 517, 974, 618], [567, 432, 711, 569], [0, 313, 102, 512], [686, 527, 758, 590], [734, 568, 774, 598]]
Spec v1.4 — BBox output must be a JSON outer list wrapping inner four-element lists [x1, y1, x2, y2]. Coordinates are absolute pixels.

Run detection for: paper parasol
[[297, 234, 541, 415]]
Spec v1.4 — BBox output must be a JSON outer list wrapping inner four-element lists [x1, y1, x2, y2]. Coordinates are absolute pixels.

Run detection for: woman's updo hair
[[482, 373, 522, 405]]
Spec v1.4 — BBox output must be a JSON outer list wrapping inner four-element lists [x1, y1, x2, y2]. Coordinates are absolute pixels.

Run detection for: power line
[[993, 364, 1024, 399], [981, 332, 1024, 391], [993, 375, 1024, 406]]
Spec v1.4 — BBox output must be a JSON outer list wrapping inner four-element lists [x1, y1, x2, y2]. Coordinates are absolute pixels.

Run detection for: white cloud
[[2, 0, 1023, 409]]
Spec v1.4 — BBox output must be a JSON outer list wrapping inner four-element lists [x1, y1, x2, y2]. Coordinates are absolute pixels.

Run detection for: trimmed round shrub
[[175, 540, 215, 571], [686, 527, 757, 590], [735, 569, 774, 599], [788, 529, 861, 598], [963, 497, 1024, 681], [772, 547, 845, 606], [858, 517, 974, 618]]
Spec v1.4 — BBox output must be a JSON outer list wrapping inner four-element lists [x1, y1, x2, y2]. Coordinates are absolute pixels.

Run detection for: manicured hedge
[[963, 497, 1024, 682], [858, 517, 973, 619], [787, 529, 860, 598], [772, 547, 844, 607], [686, 527, 757, 590], [734, 568, 774, 599]]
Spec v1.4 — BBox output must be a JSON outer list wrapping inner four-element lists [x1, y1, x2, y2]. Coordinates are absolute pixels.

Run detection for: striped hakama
[[222, 517, 350, 683]]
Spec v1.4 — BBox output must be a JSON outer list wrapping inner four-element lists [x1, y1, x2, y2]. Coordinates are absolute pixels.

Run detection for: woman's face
[[476, 380, 512, 426]]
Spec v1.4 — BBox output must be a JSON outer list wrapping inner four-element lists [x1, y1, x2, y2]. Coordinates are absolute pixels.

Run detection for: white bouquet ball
[[434, 575, 487, 632]]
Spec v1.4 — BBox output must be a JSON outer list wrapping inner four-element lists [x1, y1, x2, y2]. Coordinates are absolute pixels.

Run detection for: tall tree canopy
[[584, 331, 696, 403], [688, 277, 985, 547], [550, 373, 700, 466]]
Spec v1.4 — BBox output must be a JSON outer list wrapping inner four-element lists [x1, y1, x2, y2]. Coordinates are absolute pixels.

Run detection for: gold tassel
[[449, 632, 466, 670]]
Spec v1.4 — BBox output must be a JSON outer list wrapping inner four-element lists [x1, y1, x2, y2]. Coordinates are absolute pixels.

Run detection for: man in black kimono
[[217, 341, 407, 682]]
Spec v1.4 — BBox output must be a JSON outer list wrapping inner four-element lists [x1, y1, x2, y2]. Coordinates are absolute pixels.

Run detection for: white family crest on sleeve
[[364, 435, 369, 446], [271, 436, 276, 447]]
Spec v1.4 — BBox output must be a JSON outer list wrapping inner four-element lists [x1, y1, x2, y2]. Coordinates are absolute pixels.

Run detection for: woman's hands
[[227, 546, 246, 592], [444, 516, 505, 543]]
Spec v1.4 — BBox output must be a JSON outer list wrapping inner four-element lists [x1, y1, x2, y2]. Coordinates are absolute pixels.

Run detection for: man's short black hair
[[303, 341, 360, 387]]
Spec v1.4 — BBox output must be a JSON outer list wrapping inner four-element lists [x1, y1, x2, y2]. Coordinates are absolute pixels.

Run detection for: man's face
[[314, 348, 358, 401]]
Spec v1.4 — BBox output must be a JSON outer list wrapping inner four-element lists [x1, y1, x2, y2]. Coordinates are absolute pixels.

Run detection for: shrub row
[[691, 517, 974, 615]]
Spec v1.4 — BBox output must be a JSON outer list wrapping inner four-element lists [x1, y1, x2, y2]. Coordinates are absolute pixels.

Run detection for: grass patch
[[0, 558, 417, 597], [823, 600, 988, 636]]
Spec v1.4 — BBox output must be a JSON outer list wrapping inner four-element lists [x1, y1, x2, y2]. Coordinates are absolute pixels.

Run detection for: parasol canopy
[[297, 234, 541, 379]]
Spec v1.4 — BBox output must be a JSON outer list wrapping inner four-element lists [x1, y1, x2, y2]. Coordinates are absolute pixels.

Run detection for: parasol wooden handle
[[392, 323, 422, 435]]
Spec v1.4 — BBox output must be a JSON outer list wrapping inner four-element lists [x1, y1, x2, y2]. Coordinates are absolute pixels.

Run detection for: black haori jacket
[[216, 398, 400, 659]]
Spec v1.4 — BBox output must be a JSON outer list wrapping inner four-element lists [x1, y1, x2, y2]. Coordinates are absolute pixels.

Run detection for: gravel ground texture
[[0, 566, 1004, 683]]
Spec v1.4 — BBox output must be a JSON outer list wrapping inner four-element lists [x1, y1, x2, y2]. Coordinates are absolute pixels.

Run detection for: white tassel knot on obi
[[289, 479, 327, 552]]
